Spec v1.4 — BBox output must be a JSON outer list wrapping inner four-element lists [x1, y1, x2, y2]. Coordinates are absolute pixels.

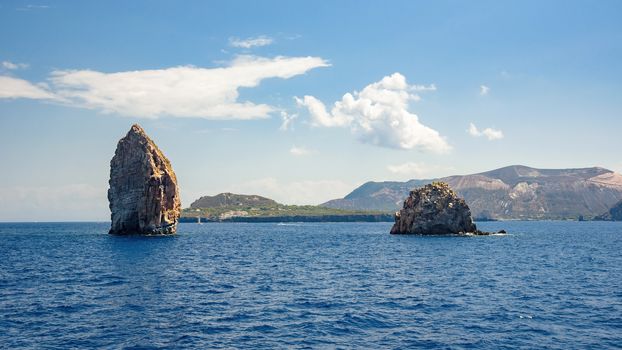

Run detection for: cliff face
[[324, 165, 622, 219], [108, 124, 181, 235], [390, 182, 477, 235]]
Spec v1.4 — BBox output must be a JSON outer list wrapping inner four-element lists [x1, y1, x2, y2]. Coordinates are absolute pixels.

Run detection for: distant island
[[322, 165, 622, 221], [180, 165, 622, 223], [180, 193, 393, 223]]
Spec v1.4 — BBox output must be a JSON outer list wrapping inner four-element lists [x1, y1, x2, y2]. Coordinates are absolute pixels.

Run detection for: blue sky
[[1, 0, 621, 221]]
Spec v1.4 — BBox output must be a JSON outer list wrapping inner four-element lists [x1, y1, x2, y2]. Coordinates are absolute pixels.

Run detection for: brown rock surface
[[390, 182, 480, 235], [108, 124, 181, 235]]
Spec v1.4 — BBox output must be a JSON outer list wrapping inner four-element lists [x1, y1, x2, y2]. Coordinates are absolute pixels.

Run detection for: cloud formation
[[279, 111, 298, 131], [2, 61, 29, 70], [0, 184, 107, 221], [0, 76, 55, 99], [387, 161, 453, 179], [295, 73, 450, 152], [480, 85, 490, 96], [229, 35, 274, 48], [0, 55, 329, 119], [230, 178, 352, 205], [16, 4, 51, 11], [468, 122, 504, 140], [289, 145, 315, 156]]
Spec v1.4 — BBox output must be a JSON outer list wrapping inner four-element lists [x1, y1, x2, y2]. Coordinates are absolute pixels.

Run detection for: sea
[[1, 221, 621, 349]]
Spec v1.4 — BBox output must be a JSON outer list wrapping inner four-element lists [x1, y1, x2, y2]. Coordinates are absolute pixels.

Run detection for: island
[[180, 193, 393, 223], [391, 182, 499, 235], [108, 124, 181, 235]]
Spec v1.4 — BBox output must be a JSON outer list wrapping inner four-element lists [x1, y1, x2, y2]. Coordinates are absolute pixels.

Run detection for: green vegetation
[[181, 192, 393, 222], [182, 204, 391, 221], [190, 192, 276, 209]]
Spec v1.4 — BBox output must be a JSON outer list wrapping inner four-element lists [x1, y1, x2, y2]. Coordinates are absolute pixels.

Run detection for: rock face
[[390, 182, 478, 235], [595, 200, 622, 221], [108, 124, 181, 235]]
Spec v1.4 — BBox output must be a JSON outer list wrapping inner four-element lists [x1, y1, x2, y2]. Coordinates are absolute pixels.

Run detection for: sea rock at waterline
[[390, 182, 492, 235], [108, 124, 181, 235]]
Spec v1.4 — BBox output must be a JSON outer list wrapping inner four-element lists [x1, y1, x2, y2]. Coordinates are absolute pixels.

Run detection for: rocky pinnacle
[[390, 182, 483, 235], [108, 124, 181, 235]]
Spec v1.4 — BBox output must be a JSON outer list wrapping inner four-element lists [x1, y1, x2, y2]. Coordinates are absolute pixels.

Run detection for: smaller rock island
[[391, 182, 494, 235], [108, 124, 181, 235]]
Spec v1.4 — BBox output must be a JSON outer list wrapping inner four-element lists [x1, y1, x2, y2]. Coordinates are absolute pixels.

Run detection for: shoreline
[[179, 214, 395, 223]]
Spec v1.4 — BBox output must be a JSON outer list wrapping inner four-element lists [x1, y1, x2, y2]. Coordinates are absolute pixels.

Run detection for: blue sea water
[[0, 221, 621, 349]]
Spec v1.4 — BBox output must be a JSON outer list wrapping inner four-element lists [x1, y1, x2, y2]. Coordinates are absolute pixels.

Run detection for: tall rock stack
[[390, 182, 480, 235], [108, 124, 181, 235]]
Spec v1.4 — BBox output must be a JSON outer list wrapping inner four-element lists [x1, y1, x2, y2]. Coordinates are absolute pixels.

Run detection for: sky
[[1, 0, 621, 221]]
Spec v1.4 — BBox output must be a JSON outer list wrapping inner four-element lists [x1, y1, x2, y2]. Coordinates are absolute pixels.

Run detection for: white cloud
[[387, 162, 454, 179], [229, 35, 274, 48], [294, 95, 352, 127], [289, 145, 315, 156], [279, 111, 298, 131], [480, 85, 490, 96], [284, 34, 302, 41], [295, 72, 450, 153], [412, 83, 437, 92], [50, 55, 329, 119], [482, 128, 503, 140], [468, 122, 504, 140], [0, 76, 55, 99], [2, 61, 29, 70], [16, 4, 50, 11], [230, 178, 353, 205], [0, 184, 107, 221], [0, 55, 329, 119], [467, 123, 480, 137]]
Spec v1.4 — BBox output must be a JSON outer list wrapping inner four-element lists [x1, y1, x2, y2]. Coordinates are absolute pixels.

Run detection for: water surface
[[1, 221, 621, 349]]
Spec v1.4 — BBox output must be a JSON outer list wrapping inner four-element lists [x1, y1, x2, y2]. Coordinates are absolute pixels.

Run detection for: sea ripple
[[0, 221, 621, 349]]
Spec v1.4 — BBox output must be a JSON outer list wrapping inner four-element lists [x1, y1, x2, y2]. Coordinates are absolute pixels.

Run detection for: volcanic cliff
[[108, 124, 181, 235]]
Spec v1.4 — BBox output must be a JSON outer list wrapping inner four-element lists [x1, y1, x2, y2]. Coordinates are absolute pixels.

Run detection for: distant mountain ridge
[[322, 165, 622, 220]]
